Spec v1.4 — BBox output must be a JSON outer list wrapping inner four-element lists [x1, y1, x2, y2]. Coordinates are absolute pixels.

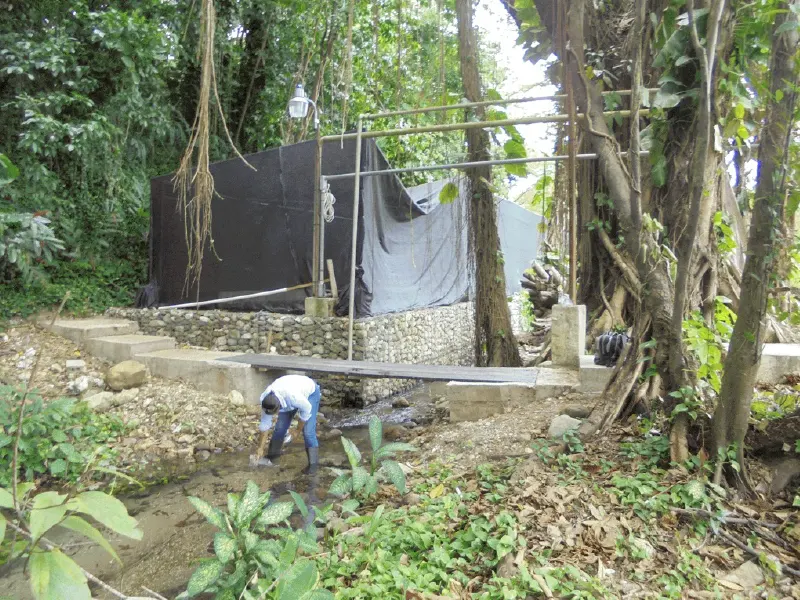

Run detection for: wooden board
[[221, 354, 538, 384]]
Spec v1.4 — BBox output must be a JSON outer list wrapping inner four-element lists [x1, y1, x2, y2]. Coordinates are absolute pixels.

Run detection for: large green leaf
[[30, 492, 69, 540], [504, 162, 528, 177], [374, 442, 416, 460], [279, 534, 298, 569], [366, 505, 385, 540], [352, 467, 369, 492], [0, 487, 13, 509], [0, 512, 6, 543], [256, 501, 293, 527], [276, 559, 318, 600], [59, 516, 120, 563], [368, 416, 383, 453], [70, 492, 142, 540], [438, 181, 459, 204], [290, 490, 308, 519], [186, 559, 224, 597], [380, 460, 407, 495], [30, 549, 91, 600], [214, 533, 236, 563], [328, 474, 352, 497], [340, 437, 362, 469], [0, 154, 19, 187], [227, 493, 240, 519], [237, 481, 269, 527], [188, 496, 228, 530], [503, 139, 527, 158], [301, 590, 335, 600]]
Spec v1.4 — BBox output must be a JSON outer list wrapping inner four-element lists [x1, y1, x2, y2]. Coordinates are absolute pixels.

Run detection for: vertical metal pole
[[316, 134, 326, 297], [312, 127, 322, 297], [346, 116, 364, 361], [564, 4, 578, 303]]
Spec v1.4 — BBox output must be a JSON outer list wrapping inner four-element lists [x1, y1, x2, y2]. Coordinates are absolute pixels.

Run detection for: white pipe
[[346, 116, 364, 361], [159, 281, 317, 310]]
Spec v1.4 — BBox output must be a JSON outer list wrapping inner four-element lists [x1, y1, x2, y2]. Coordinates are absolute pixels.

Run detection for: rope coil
[[322, 179, 336, 223]]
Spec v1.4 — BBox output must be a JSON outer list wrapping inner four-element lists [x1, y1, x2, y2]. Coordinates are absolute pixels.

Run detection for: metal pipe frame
[[346, 116, 364, 361], [320, 109, 649, 144], [324, 151, 650, 182], [358, 89, 660, 121]]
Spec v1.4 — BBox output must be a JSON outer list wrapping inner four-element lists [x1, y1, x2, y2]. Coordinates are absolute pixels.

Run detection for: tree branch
[[12, 292, 70, 517]]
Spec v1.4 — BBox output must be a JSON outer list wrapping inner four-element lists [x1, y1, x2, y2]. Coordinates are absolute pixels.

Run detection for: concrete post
[[551, 304, 586, 369]]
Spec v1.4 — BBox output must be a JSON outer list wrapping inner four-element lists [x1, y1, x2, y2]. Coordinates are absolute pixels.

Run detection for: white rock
[[722, 561, 764, 590], [548, 415, 582, 439], [106, 360, 147, 391], [65, 359, 86, 370], [67, 376, 90, 396], [85, 391, 115, 412], [228, 390, 245, 406]]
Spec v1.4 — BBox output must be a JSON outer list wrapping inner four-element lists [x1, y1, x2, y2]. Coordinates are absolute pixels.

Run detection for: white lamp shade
[[288, 84, 309, 119], [288, 97, 309, 119]]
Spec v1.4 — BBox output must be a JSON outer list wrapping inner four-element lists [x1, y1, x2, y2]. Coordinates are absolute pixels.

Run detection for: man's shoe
[[303, 447, 319, 474]]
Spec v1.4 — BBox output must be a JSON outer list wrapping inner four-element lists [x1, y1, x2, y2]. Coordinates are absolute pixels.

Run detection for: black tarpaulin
[[147, 138, 541, 316]]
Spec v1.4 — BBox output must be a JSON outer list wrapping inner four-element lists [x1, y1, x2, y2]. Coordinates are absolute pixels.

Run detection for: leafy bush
[[0, 212, 64, 284], [0, 387, 126, 487], [0, 258, 143, 321], [328, 416, 415, 500], [0, 475, 142, 599], [179, 480, 333, 599]]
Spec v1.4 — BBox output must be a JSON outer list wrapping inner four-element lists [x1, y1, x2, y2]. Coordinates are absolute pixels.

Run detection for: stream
[[2, 386, 434, 599]]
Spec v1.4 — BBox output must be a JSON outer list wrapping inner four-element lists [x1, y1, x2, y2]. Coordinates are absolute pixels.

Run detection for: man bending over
[[253, 374, 321, 473]]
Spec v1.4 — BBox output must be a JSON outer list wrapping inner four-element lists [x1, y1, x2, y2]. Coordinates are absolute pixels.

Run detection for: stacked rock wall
[[107, 303, 475, 405]]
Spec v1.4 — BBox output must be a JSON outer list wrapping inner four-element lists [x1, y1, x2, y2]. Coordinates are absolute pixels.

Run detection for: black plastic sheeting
[[147, 138, 540, 316]]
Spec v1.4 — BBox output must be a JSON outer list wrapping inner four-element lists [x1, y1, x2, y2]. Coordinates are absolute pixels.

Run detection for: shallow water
[[2, 389, 431, 599]]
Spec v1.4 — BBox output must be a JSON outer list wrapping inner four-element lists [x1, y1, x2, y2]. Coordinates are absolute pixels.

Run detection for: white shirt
[[259, 375, 316, 431]]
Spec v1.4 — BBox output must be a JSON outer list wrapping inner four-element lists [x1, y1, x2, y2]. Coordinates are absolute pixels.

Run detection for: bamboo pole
[[346, 116, 364, 361]]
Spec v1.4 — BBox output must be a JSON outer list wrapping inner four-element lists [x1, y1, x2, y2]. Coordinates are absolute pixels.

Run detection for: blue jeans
[[272, 384, 320, 449]]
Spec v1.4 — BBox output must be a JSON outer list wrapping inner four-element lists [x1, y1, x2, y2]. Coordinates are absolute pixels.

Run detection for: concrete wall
[[107, 303, 475, 405]]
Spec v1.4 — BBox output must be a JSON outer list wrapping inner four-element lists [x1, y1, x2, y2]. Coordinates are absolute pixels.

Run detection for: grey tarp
[[146, 137, 540, 315]]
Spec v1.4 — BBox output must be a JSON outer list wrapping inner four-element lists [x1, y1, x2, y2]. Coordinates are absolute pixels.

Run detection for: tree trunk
[[714, 0, 799, 486], [455, 0, 521, 367]]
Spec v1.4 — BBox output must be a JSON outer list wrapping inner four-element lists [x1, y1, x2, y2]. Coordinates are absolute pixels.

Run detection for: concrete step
[[84, 334, 176, 363], [135, 349, 273, 401], [579, 355, 613, 394], [44, 318, 139, 343]]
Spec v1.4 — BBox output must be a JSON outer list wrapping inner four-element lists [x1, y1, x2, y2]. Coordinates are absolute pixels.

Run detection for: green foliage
[[0, 258, 143, 321], [0, 387, 126, 487], [751, 389, 799, 422], [180, 480, 331, 599], [682, 297, 736, 393], [0, 212, 64, 285], [1, 477, 142, 600], [329, 416, 415, 501], [0, 0, 518, 304], [713, 211, 737, 256], [438, 181, 460, 205]]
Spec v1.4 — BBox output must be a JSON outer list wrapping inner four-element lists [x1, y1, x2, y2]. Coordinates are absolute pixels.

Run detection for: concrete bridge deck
[[221, 353, 539, 384]]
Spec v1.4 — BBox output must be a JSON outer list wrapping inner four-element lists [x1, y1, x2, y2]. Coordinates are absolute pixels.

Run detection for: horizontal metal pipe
[[323, 151, 652, 181], [160, 280, 326, 310], [360, 89, 661, 120], [320, 109, 650, 144]]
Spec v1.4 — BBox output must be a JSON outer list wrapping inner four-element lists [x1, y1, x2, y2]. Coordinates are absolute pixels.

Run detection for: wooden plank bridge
[[222, 354, 538, 384]]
